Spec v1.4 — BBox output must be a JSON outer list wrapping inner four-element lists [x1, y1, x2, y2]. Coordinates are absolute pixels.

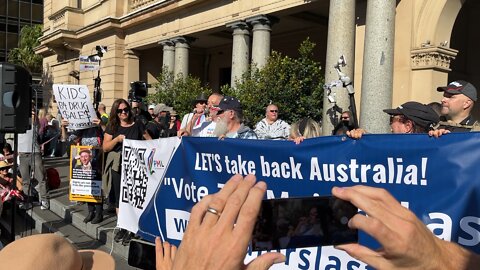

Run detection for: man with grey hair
[[214, 96, 257, 139], [254, 104, 290, 140], [189, 93, 224, 137]]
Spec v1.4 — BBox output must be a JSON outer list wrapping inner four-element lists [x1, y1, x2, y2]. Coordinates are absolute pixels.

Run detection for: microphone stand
[[93, 57, 102, 111]]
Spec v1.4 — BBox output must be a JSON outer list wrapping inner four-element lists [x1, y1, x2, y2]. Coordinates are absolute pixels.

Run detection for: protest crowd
[[0, 79, 479, 269]]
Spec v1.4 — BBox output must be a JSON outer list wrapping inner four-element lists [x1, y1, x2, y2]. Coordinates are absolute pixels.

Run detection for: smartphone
[[128, 238, 156, 270], [251, 196, 358, 251]]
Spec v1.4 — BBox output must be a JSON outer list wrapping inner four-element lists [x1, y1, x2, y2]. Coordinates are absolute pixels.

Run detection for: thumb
[[245, 252, 286, 270]]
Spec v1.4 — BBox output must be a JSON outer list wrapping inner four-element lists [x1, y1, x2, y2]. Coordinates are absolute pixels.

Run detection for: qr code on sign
[[122, 146, 148, 209]]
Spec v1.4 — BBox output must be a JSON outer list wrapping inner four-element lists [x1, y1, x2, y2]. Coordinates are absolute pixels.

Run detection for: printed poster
[[69, 145, 104, 203]]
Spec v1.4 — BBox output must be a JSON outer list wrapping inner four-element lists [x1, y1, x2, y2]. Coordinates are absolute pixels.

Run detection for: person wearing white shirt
[[178, 93, 209, 136], [254, 104, 290, 140]]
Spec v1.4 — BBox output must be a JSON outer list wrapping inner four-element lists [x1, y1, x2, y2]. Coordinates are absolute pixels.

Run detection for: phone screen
[[128, 239, 156, 270], [252, 196, 358, 251]]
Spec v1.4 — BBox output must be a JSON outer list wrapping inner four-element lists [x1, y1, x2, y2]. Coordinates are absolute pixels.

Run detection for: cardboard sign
[[53, 84, 97, 130]]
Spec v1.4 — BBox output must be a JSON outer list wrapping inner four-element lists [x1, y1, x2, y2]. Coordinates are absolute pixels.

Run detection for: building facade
[[35, 0, 480, 132], [1, 0, 43, 62]]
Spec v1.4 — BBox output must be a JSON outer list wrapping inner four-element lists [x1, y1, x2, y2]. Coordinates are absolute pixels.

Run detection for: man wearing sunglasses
[[178, 93, 208, 136], [254, 104, 290, 140], [347, 101, 439, 138]]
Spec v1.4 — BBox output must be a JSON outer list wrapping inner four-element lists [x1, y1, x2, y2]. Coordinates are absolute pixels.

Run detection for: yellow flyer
[[69, 145, 103, 203]]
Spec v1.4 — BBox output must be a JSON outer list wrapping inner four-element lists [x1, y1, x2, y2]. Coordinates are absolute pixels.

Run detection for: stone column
[[123, 49, 140, 99], [359, 0, 396, 133], [247, 15, 275, 69], [227, 21, 250, 88], [322, 0, 356, 135], [172, 36, 193, 79], [159, 40, 175, 74]]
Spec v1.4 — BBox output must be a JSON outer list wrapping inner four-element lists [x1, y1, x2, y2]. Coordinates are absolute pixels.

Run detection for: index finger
[[155, 237, 164, 261], [332, 186, 410, 220], [233, 180, 267, 246]]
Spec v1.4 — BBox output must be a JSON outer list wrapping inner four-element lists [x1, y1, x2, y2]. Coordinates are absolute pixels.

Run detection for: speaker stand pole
[[9, 132, 18, 242]]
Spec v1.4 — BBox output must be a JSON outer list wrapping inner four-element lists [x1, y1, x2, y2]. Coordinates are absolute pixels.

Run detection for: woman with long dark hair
[[103, 98, 151, 245]]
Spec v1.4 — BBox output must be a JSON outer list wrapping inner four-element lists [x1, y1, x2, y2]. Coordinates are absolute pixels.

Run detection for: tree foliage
[[146, 72, 212, 117], [223, 38, 324, 126], [147, 38, 324, 126], [8, 24, 43, 74]]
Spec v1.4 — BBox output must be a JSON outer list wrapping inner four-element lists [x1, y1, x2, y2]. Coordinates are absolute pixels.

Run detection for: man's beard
[[214, 117, 229, 137]]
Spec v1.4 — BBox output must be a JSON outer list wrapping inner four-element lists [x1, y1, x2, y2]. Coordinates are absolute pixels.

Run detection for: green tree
[[223, 38, 324, 126], [8, 24, 43, 74], [147, 39, 323, 126], [146, 72, 212, 117]]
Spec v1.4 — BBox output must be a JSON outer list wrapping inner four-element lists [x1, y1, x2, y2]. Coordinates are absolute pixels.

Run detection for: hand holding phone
[[128, 239, 156, 270], [128, 237, 177, 270]]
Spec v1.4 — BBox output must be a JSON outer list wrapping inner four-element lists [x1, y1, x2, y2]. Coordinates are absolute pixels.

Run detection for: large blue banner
[[121, 133, 480, 269]]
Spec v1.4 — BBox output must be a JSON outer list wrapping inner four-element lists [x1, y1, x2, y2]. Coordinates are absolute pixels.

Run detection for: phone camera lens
[[340, 216, 349, 225]]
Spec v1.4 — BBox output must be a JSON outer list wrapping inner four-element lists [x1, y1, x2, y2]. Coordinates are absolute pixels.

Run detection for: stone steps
[[0, 156, 136, 269]]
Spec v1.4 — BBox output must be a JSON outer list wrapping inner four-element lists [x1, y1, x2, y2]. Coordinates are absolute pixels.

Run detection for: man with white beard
[[214, 96, 257, 139]]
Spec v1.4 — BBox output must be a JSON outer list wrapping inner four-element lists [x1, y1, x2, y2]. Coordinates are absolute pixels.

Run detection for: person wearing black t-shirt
[[103, 98, 151, 245]]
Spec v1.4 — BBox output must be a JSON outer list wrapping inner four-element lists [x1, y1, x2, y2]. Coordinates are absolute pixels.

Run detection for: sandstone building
[[35, 0, 480, 132]]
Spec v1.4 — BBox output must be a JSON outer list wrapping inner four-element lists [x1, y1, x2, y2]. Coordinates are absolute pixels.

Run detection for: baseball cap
[[383, 101, 439, 129], [148, 104, 155, 110], [218, 96, 242, 113], [437, 80, 477, 101]]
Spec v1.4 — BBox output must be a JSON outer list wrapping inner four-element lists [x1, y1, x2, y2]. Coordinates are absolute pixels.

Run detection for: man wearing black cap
[[436, 80, 478, 132], [347, 101, 439, 138], [214, 96, 257, 139]]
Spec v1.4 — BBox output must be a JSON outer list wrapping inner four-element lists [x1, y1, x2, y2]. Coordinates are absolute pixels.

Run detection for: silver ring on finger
[[206, 206, 222, 217]]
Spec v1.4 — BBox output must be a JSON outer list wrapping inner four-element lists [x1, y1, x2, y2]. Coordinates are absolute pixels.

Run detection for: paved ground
[[0, 156, 139, 270]]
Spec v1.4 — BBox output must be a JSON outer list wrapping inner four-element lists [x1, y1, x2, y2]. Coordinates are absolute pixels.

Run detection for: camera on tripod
[[128, 81, 150, 102]]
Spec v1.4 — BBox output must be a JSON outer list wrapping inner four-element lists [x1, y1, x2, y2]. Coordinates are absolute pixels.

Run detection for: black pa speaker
[[0, 63, 32, 133]]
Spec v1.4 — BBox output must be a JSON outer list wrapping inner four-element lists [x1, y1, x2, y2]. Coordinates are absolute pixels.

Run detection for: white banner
[[117, 137, 181, 234], [53, 84, 97, 130], [79, 55, 100, 71]]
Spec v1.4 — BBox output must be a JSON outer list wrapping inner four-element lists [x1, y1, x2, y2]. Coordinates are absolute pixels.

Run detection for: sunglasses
[[116, 108, 130, 114], [270, 110, 278, 113], [197, 101, 207, 105], [341, 116, 349, 120], [389, 115, 405, 124]]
